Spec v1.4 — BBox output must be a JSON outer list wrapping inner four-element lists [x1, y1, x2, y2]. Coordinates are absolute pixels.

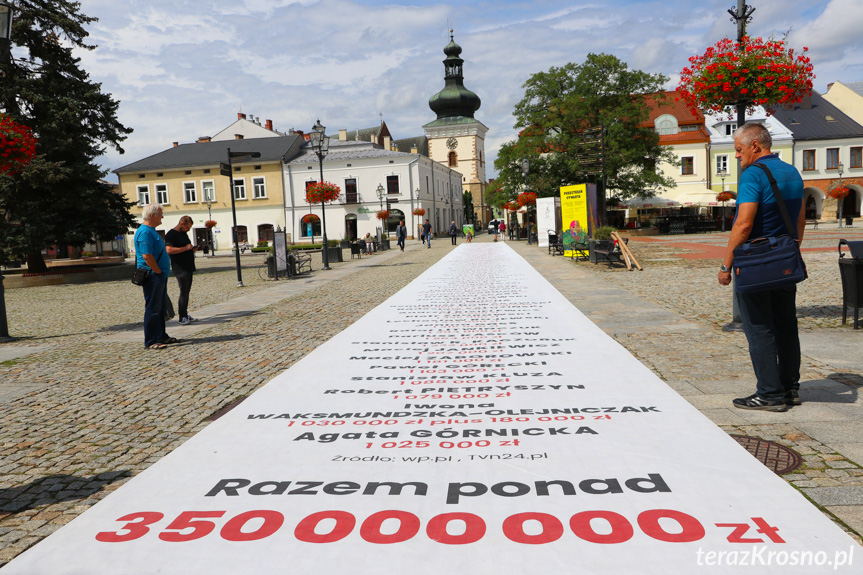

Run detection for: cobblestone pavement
[[0, 238, 445, 565], [2, 228, 863, 565]]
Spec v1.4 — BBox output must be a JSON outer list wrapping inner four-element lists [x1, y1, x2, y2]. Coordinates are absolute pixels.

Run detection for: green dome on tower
[[428, 32, 481, 121]]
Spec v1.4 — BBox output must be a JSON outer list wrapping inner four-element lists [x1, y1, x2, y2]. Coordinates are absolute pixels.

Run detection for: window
[[448, 151, 458, 167], [387, 175, 399, 195], [715, 155, 728, 175], [803, 150, 816, 171], [827, 148, 839, 169], [344, 178, 358, 203], [654, 114, 679, 135], [137, 185, 150, 206], [233, 178, 246, 200], [252, 177, 266, 199], [155, 183, 169, 204], [851, 147, 862, 168], [724, 123, 737, 135], [233, 225, 248, 243], [183, 182, 197, 203], [681, 156, 694, 175], [258, 224, 274, 243], [202, 180, 215, 203]]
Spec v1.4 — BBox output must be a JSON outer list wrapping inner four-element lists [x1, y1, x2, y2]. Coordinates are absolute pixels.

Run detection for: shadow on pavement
[[184, 333, 264, 344], [0, 471, 131, 515]]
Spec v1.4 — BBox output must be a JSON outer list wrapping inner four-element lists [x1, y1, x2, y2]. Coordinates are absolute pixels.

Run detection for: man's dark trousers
[[174, 270, 193, 320], [143, 272, 168, 347], [736, 285, 800, 400]]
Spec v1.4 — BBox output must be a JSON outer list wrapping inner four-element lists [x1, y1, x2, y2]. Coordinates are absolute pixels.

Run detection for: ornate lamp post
[[838, 161, 845, 228], [718, 168, 728, 232], [522, 158, 532, 244], [0, 1, 14, 340], [309, 120, 331, 270], [225, 149, 261, 286], [376, 183, 385, 213]]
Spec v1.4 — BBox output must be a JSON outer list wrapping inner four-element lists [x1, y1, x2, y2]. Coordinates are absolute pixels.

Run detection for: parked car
[[488, 220, 499, 234]]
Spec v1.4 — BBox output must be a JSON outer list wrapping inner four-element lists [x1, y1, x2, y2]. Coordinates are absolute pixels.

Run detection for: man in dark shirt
[[165, 216, 199, 324]]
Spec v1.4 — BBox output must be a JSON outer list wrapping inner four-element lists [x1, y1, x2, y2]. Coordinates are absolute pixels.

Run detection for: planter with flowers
[[0, 113, 38, 175], [204, 220, 217, 229], [678, 36, 814, 118], [301, 213, 320, 224], [412, 208, 425, 216]]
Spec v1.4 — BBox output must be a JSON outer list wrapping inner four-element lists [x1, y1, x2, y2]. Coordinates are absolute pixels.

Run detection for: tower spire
[[428, 32, 481, 120]]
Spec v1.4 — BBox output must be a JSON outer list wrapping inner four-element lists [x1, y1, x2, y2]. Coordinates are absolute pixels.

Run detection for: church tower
[[423, 31, 488, 224]]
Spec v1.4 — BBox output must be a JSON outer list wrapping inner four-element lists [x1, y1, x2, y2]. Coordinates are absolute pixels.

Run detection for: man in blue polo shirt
[[719, 122, 806, 412], [134, 204, 175, 349]]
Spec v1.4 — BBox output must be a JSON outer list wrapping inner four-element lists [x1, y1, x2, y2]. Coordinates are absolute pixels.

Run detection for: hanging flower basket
[[677, 36, 814, 117], [376, 210, 390, 220], [0, 114, 38, 175], [716, 191, 735, 203], [204, 220, 217, 228], [516, 192, 537, 208], [503, 201, 519, 211], [305, 181, 341, 204], [301, 213, 320, 224], [412, 208, 426, 216], [829, 186, 850, 200]]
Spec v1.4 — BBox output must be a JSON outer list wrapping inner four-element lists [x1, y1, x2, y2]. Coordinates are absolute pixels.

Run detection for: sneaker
[[784, 389, 801, 406], [178, 316, 197, 325], [733, 394, 788, 412]]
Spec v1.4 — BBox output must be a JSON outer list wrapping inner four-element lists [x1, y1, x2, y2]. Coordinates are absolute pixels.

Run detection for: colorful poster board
[[560, 184, 591, 257], [4, 244, 857, 574]]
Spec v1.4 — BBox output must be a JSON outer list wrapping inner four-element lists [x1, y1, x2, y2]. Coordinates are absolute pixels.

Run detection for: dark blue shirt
[[735, 154, 804, 239]]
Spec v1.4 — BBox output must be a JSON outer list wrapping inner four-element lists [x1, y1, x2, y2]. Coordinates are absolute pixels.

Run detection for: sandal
[[147, 343, 168, 350], [160, 337, 180, 344]]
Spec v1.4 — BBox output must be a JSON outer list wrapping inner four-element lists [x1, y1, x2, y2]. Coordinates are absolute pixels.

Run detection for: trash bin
[[838, 239, 863, 329], [846, 216, 854, 227]]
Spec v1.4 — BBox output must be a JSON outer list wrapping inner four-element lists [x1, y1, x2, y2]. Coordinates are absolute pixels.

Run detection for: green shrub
[[593, 226, 616, 240]]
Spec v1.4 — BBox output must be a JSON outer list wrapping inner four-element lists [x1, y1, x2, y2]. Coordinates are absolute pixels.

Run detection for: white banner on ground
[[5, 244, 857, 574]]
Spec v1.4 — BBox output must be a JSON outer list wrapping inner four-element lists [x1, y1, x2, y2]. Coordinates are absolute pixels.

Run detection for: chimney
[[235, 134, 244, 140], [265, 119, 273, 131], [339, 129, 347, 141], [411, 145, 418, 154], [197, 136, 211, 143], [173, 142, 179, 147], [238, 113, 247, 120]]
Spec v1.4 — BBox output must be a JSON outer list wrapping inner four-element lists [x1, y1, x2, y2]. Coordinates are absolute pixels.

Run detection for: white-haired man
[[134, 204, 177, 349]]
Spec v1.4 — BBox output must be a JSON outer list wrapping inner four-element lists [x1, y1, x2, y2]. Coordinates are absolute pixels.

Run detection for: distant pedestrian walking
[[397, 221, 407, 251], [165, 215, 199, 325], [499, 221, 506, 242], [449, 221, 458, 245], [422, 219, 432, 248]]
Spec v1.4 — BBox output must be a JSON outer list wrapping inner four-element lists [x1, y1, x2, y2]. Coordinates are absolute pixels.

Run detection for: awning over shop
[[678, 189, 737, 206], [620, 195, 679, 208]]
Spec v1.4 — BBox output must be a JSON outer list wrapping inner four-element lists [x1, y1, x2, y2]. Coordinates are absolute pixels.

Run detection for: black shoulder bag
[[732, 162, 807, 293]]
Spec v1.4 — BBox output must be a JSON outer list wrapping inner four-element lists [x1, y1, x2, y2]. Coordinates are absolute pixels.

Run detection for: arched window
[[448, 151, 458, 167], [257, 224, 274, 243], [654, 114, 679, 136]]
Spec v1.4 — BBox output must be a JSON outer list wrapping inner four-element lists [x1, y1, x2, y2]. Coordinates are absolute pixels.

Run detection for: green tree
[[494, 54, 676, 221], [462, 190, 475, 223], [0, 0, 133, 271]]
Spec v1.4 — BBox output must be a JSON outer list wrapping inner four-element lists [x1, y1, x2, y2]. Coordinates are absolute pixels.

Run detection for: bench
[[547, 232, 564, 256], [591, 238, 628, 268], [568, 241, 589, 262]]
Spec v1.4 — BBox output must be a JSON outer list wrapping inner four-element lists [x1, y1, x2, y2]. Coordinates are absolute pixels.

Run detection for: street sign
[[219, 163, 232, 178]]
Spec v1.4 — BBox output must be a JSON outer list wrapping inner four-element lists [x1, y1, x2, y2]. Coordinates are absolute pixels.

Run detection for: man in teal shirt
[[134, 204, 174, 349]]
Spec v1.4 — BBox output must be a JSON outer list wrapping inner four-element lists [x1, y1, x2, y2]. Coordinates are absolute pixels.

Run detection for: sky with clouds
[[63, 0, 863, 181]]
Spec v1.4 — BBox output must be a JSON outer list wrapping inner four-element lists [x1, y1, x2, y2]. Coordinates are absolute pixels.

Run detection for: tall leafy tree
[[494, 54, 676, 222], [0, 0, 133, 271], [462, 190, 475, 223]]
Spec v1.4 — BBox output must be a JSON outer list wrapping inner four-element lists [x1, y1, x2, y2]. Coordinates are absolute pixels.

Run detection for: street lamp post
[[718, 168, 728, 232], [522, 158, 532, 244], [0, 1, 14, 341], [838, 162, 845, 228], [310, 120, 331, 270], [206, 193, 214, 257], [376, 183, 385, 238], [225, 148, 261, 287]]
